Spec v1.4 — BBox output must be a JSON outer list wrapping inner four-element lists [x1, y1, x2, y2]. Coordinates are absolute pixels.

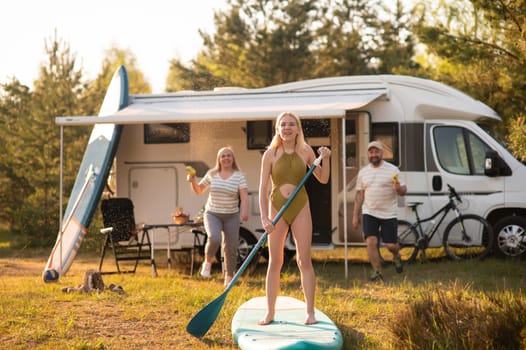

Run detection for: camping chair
[[99, 197, 152, 274]]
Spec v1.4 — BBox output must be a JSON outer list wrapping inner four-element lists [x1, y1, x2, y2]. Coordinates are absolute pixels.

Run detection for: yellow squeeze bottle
[[185, 166, 196, 176], [392, 173, 399, 184]]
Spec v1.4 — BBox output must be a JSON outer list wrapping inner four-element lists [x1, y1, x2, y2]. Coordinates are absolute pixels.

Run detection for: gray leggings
[[204, 211, 240, 276]]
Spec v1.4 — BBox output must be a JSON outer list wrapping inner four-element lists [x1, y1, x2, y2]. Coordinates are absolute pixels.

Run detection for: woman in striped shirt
[[188, 146, 249, 286]]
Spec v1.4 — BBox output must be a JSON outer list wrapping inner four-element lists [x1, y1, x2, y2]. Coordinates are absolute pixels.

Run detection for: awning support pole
[[59, 126, 64, 273], [342, 118, 348, 279]]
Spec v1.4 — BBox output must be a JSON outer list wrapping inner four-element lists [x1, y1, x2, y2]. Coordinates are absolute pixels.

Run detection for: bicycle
[[378, 184, 494, 263]]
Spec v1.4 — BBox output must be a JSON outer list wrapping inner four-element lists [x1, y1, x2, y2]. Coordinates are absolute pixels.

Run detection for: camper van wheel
[[493, 216, 526, 258], [237, 228, 258, 267]]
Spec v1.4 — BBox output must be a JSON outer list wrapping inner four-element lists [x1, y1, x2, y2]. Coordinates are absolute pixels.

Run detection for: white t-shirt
[[199, 171, 247, 214], [356, 161, 402, 219]]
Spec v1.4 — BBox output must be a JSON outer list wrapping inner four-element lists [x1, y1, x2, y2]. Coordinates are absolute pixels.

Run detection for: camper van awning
[[56, 88, 388, 126]]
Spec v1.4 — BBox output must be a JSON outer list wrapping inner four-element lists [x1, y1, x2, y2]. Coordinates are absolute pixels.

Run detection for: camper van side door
[[433, 125, 494, 176], [430, 124, 505, 225]]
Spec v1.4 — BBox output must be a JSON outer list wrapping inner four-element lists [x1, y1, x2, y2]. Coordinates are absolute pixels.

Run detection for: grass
[[0, 245, 525, 349], [390, 282, 526, 349]]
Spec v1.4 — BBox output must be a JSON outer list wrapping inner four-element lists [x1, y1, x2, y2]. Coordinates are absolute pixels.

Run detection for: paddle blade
[[186, 291, 227, 338]]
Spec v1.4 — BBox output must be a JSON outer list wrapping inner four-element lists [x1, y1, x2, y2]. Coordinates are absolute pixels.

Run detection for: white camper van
[[58, 68, 526, 259]]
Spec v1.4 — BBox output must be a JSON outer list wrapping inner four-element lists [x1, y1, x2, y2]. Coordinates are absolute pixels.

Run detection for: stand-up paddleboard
[[42, 66, 129, 282], [232, 296, 343, 350]]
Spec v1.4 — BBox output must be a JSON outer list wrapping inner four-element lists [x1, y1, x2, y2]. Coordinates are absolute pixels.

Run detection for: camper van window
[[302, 119, 330, 138], [144, 123, 190, 144], [247, 121, 272, 149], [433, 126, 491, 175], [371, 123, 399, 165], [469, 132, 492, 175]]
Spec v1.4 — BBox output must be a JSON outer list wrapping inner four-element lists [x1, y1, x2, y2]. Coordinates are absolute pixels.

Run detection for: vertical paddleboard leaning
[[42, 66, 129, 282]]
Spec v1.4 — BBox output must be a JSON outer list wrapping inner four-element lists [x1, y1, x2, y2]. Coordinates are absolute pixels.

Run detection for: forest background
[[1, 0, 525, 248]]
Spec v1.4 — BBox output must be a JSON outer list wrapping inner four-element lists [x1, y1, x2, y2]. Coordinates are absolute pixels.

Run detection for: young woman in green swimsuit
[[258, 111, 331, 326]]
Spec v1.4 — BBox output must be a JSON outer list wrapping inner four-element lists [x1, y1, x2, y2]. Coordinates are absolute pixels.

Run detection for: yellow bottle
[[392, 173, 399, 184], [185, 165, 196, 176]]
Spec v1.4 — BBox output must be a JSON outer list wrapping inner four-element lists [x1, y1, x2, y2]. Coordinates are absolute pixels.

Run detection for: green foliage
[[376, 1, 420, 74], [506, 115, 526, 161], [0, 81, 33, 229], [413, 0, 526, 151], [0, 37, 151, 248], [166, 55, 228, 91], [0, 35, 87, 246], [312, 0, 379, 77], [82, 46, 152, 118], [97, 46, 152, 95], [166, 0, 417, 91]]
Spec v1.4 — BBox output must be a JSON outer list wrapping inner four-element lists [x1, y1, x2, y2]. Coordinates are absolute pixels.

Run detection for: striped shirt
[[356, 161, 402, 219], [199, 171, 247, 214]]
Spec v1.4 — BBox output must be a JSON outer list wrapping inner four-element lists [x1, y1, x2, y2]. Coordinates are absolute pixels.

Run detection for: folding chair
[[99, 197, 152, 274]]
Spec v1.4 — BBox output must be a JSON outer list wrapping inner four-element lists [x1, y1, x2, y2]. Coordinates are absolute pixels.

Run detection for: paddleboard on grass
[[232, 296, 343, 350], [42, 66, 128, 282]]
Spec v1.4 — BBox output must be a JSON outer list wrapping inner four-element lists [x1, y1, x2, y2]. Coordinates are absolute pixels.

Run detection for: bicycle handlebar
[[447, 184, 462, 203]]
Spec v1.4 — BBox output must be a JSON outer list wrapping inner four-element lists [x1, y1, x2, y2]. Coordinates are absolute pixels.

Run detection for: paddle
[[186, 154, 324, 338]]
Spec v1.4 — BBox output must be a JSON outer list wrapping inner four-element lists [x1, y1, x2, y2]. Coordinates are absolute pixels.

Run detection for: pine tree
[[413, 0, 526, 158], [166, 0, 417, 91], [0, 34, 87, 245]]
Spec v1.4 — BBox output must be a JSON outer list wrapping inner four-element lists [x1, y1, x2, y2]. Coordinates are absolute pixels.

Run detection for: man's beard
[[369, 157, 381, 166]]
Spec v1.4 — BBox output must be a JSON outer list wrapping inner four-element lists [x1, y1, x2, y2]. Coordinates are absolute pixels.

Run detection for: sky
[[1, 0, 229, 93]]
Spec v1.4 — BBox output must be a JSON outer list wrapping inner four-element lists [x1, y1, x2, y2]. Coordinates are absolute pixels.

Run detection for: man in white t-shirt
[[352, 141, 407, 281]]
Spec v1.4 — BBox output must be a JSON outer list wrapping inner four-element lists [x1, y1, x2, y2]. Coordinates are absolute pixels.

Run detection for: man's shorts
[[362, 214, 398, 244]]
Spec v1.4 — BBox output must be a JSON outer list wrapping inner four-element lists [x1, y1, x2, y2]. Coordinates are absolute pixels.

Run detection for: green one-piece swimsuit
[[270, 151, 308, 225]]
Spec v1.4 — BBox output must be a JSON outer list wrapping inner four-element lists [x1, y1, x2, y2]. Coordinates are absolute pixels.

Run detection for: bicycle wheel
[[442, 214, 494, 260], [378, 220, 419, 264]]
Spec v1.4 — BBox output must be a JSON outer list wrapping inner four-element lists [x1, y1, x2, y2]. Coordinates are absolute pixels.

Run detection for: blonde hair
[[269, 111, 306, 152], [210, 146, 240, 175]]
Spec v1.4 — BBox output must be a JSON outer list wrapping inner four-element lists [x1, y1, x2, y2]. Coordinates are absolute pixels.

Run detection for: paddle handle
[[225, 154, 323, 291]]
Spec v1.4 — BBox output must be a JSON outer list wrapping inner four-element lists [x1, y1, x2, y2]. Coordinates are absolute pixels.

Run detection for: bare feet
[[257, 314, 274, 326], [304, 313, 317, 325]]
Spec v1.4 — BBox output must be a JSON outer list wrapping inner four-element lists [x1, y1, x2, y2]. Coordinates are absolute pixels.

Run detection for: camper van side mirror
[[485, 150, 512, 177]]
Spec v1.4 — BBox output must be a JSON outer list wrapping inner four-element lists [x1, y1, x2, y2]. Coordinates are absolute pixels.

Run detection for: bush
[[390, 282, 526, 349]]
